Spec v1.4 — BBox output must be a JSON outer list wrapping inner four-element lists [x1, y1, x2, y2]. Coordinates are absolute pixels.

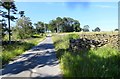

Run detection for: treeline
[[34, 17, 102, 33], [0, 1, 102, 42], [1, 1, 118, 44], [48, 17, 81, 32]]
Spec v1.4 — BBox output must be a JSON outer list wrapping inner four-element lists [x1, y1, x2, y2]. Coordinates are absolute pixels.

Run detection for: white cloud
[[93, 5, 116, 8]]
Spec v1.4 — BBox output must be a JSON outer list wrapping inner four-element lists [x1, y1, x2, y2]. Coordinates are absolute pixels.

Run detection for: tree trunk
[[8, 9, 11, 44], [57, 24, 59, 33]]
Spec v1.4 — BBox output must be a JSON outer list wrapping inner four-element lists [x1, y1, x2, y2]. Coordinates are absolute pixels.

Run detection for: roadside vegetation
[[52, 33, 120, 77], [0, 1, 47, 67], [1, 34, 45, 67]]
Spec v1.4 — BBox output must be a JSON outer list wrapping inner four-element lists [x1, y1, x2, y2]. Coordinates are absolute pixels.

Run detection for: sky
[[2, 2, 119, 31]]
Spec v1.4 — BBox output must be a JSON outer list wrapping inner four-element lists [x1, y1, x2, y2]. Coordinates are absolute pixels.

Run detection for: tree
[[54, 17, 81, 32], [48, 17, 81, 32], [49, 20, 57, 33], [93, 27, 101, 32], [34, 21, 45, 34], [1, 0, 17, 44], [1, 19, 7, 39], [62, 17, 74, 32], [44, 23, 48, 32], [83, 25, 89, 32], [49, 17, 63, 33], [19, 11, 24, 17], [15, 16, 34, 39], [114, 29, 119, 31], [56, 17, 63, 32], [48, 21, 55, 33], [62, 17, 81, 32], [73, 20, 81, 32]]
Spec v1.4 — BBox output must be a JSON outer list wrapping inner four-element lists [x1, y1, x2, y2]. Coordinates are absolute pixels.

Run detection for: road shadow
[[17, 43, 55, 59], [2, 43, 60, 78], [2, 41, 36, 66], [30, 43, 55, 51]]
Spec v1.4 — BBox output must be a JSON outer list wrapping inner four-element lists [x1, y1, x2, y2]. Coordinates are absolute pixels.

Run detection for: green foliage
[[49, 17, 81, 33], [52, 33, 120, 77], [93, 27, 101, 32], [34, 21, 45, 34], [52, 33, 80, 59], [0, 0, 23, 44], [14, 16, 34, 39], [114, 29, 119, 31], [1, 1, 18, 21], [1, 42, 33, 65], [82, 25, 89, 32], [67, 33, 80, 39], [61, 48, 120, 77], [0, 21, 7, 38], [52, 35, 69, 58], [19, 11, 24, 17]]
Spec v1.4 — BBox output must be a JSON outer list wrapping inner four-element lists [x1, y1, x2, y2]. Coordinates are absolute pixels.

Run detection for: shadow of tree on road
[[2, 43, 60, 78], [30, 43, 55, 51]]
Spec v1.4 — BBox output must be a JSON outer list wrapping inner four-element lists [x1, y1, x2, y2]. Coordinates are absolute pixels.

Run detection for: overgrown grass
[[1, 36, 45, 67], [52, 33, 81, 58], [52, 33, 120, 77]]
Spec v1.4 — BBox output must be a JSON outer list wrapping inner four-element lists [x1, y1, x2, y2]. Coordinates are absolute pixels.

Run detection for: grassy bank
[[1, 35, 45, 67], [52, 33, 120, 77]]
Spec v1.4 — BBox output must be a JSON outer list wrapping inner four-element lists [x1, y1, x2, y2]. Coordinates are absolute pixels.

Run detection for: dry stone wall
[[69, 33, 118, 51]]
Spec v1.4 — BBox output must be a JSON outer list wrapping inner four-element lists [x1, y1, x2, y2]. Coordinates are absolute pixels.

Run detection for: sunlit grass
[[52, 33, 120, 77], [56, 31, 118, 35], [1, 36, 45, 67], [60, 48, 120, 77]]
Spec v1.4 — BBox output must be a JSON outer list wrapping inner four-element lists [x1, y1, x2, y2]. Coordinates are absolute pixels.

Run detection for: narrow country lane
[[1, 37, 62, 79]]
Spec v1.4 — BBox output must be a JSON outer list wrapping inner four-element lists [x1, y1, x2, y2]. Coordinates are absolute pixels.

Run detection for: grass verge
[[0, 36, 45, 68], [52, 33, 120, 77]]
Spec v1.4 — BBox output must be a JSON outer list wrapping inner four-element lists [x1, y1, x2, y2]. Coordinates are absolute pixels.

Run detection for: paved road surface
[[1, 37, 62, 79]]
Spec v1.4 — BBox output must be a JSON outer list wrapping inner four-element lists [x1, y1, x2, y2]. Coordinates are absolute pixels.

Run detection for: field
[[52, 32, 120, 77]]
